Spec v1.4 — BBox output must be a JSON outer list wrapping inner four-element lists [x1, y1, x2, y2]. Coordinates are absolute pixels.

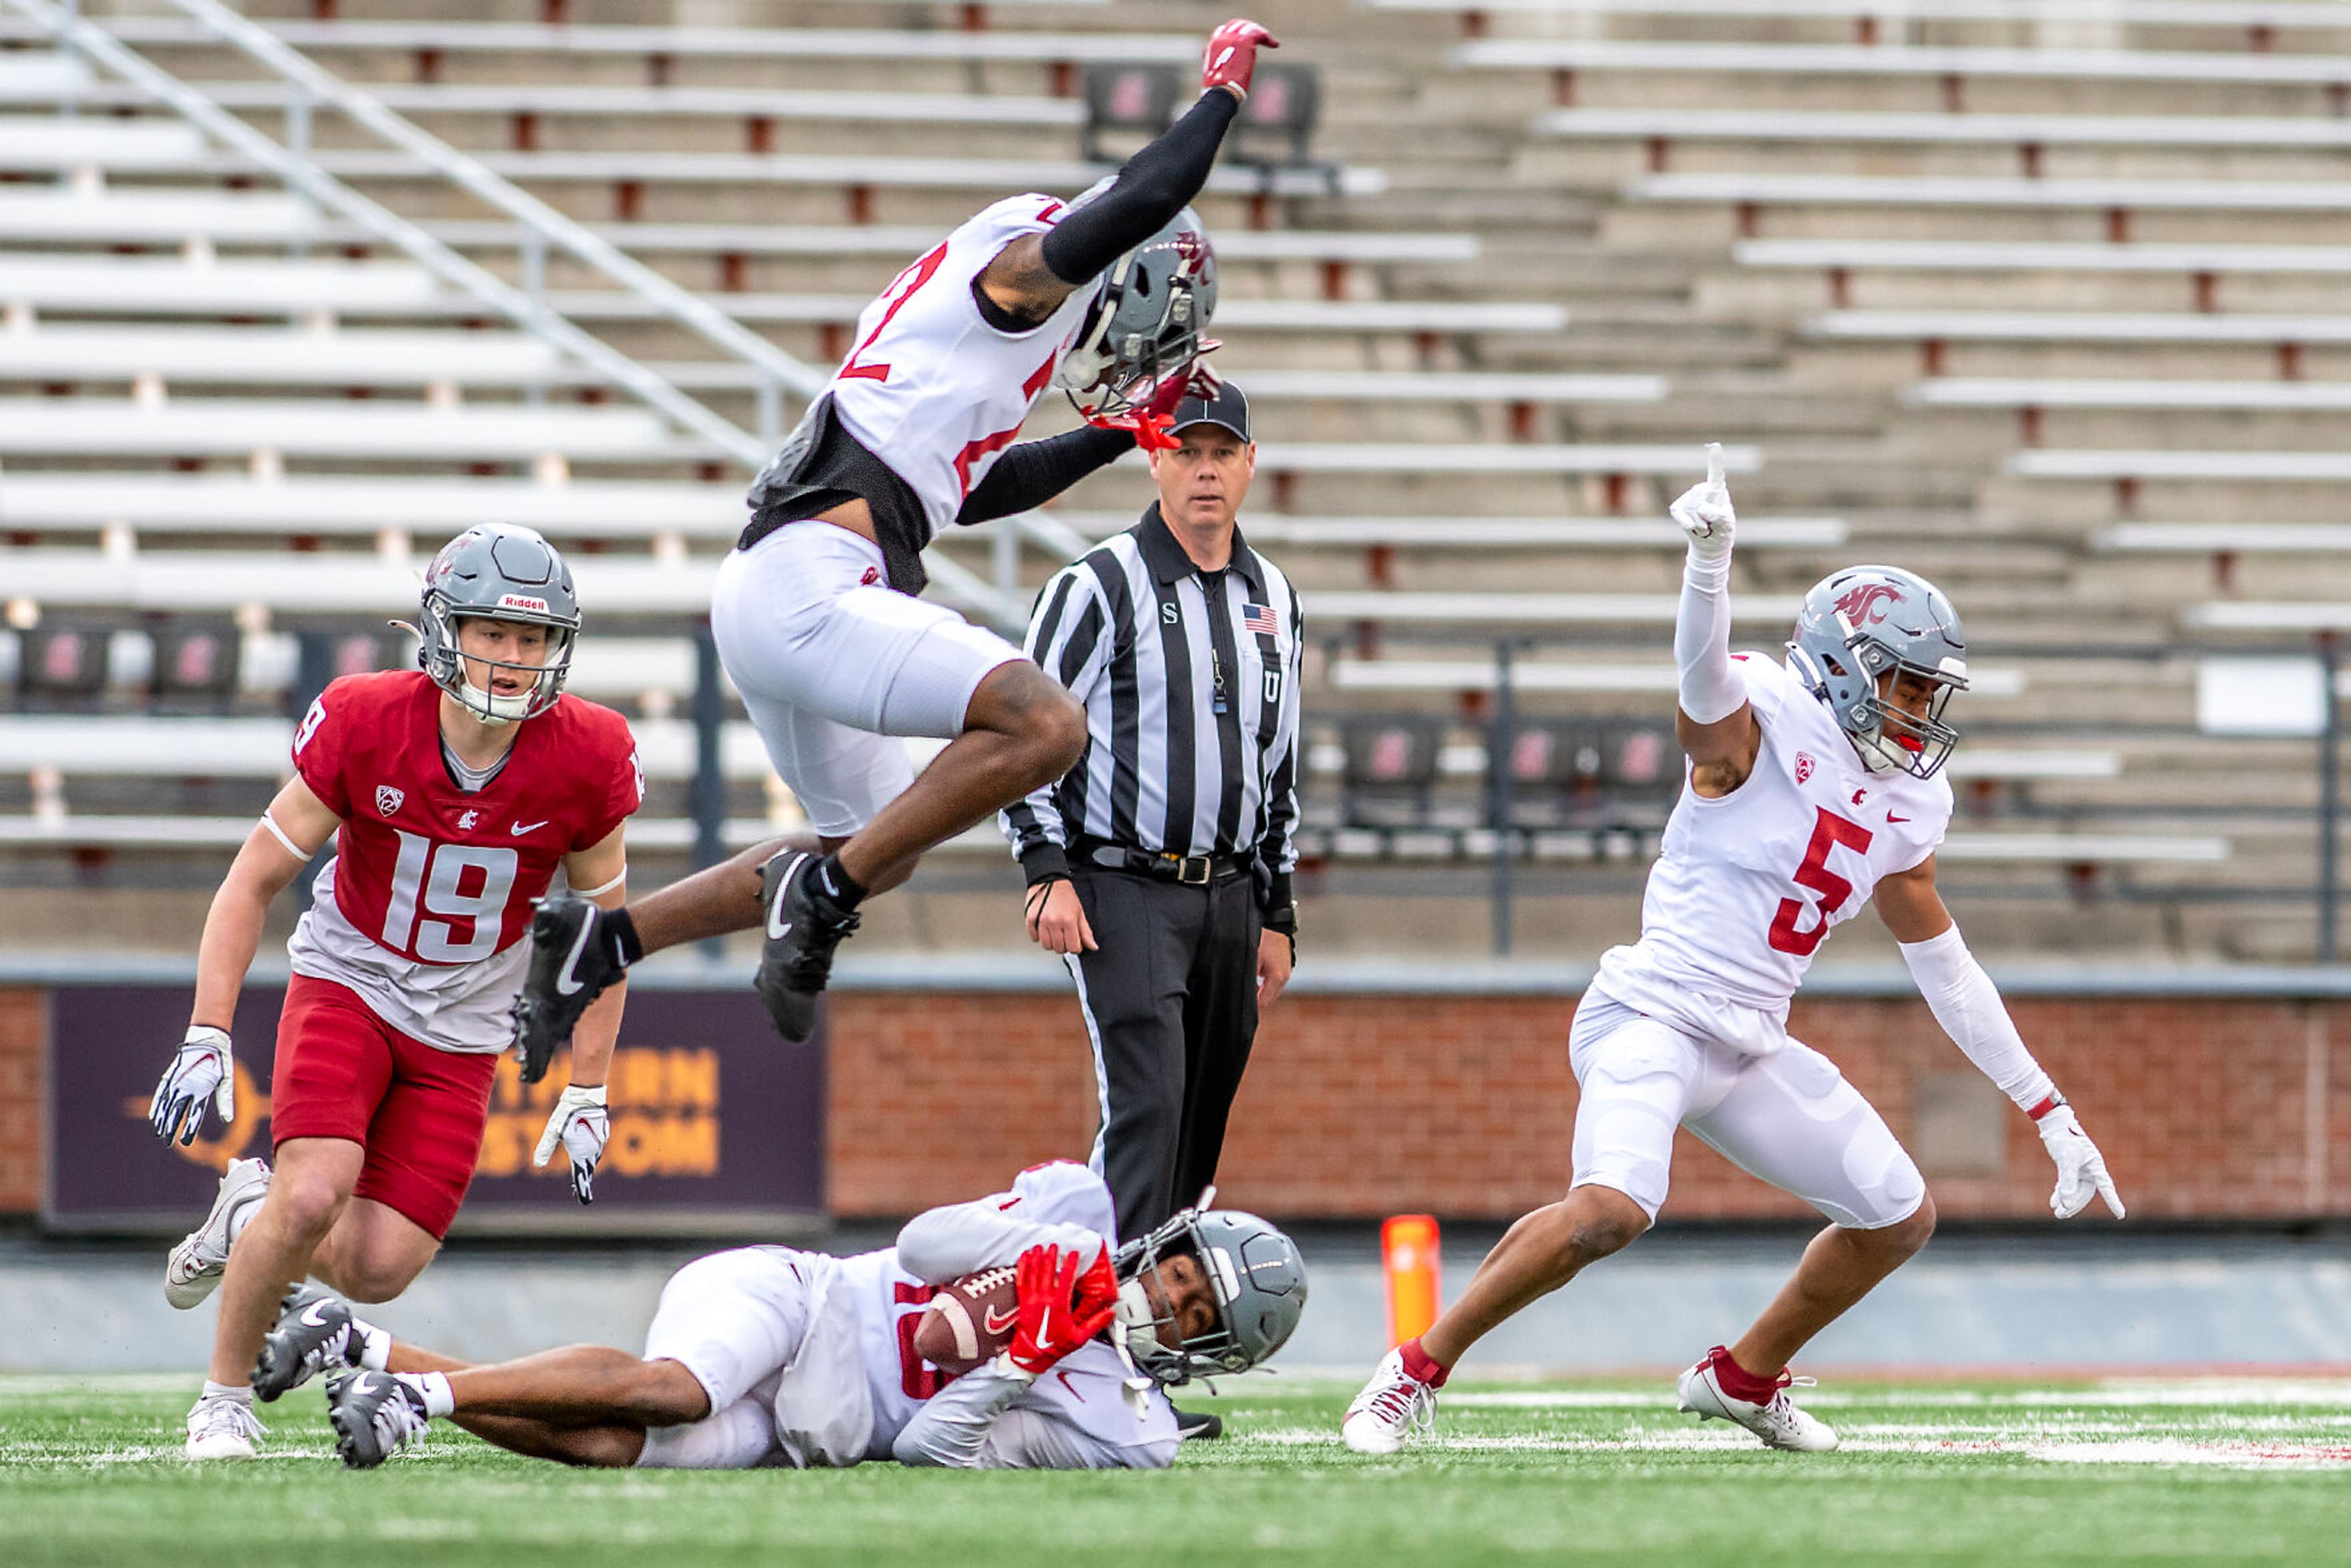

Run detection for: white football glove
[[534, 1084, 610, 1205], [2036, 1103, 2125, 1220], [1669, 441, 1736, 563], [149, 1026, 234, 1147]]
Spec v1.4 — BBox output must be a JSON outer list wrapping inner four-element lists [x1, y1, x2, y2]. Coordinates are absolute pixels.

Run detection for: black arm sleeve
[[956, 424, 1133, 525], [1040, 90, 1240, 285]]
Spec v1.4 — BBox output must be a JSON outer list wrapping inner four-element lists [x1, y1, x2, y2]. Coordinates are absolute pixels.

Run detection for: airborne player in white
[[1343, 448, 2127, 1456], [511, 20, 1281, 1056]]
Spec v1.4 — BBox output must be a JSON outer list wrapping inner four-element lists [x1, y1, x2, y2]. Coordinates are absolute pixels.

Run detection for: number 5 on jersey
[[381, 830, 518, 962], [1767, 808, 1873, 958]]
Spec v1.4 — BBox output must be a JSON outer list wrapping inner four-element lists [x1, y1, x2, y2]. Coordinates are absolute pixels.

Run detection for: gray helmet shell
[[1786, 564, 1968, 779], [1054, 185, 1217, 415], [1113, 1204, 1306, 1386], [417, 523, 580, 724]]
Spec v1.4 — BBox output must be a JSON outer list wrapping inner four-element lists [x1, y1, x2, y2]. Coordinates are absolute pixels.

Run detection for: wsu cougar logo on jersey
[[375, 785, 405, 818], [1833, 582, 1905, 628]]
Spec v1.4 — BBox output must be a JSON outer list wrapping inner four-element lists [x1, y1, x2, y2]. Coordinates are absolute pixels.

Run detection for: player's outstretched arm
[[152, 778, 339, 1144], [1671, 443, 1760, 797], [534, 824, 629, 1202], [1881, 860, 2127, 1220], [975, 20, 1275, 323]]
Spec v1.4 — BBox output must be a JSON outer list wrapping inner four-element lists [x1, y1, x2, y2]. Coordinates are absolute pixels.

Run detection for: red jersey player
[[146, 523, 643, 1460]]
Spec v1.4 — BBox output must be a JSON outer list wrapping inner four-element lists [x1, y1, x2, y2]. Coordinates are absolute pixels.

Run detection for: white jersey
[[760, 1161, 1175, 1469], [1595, 654, 1954, 1051], [827, 193, 1104, 542]]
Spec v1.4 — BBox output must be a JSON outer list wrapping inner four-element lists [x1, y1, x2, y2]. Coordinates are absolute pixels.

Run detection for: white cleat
[[184, 1393, 264, 1460], [1341, 1347, 1439, 1455], [1676, 1352, 1839, 1452], [164, 1156, 271, 1310]]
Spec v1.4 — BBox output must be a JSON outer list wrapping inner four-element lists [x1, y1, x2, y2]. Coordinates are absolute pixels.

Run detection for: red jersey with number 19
[[284, 670, 642, 1054], [1592, 654, 1953, 1051]]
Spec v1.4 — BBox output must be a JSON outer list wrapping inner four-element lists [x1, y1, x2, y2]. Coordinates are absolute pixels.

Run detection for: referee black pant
[[1065, 865, 1262, 1243]]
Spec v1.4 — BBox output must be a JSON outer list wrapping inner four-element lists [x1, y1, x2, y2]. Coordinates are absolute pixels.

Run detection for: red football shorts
[[269, 973, 500, 1240]]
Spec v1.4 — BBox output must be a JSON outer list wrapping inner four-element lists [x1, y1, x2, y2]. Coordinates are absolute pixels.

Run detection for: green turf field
[[12, 1374, 2351, 1566]]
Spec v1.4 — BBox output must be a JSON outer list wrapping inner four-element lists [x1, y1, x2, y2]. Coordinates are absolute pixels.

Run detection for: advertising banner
[[44, 982, 823, 1234]]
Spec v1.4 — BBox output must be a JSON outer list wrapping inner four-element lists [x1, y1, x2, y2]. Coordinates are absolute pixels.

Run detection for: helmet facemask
[[1816, 631, 1965, 780], [1109, 1196, 1292, 1387], [418, 595, 576, 726], [1054, 206, 1217, 420]]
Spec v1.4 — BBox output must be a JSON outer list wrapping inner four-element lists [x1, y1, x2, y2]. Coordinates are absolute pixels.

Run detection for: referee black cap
[[1171, 380, 1251, 443]]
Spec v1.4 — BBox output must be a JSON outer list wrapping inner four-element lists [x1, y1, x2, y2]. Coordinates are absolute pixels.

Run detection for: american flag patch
[[1242, 603, 1281, 637]]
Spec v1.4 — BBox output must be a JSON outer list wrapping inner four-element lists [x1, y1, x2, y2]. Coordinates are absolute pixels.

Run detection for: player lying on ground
[[509, 19, 1282, 1054], [247, 1161, 1305, 1470], [1342, 448, 2126, 1457], [148, 525, 643, 1460]]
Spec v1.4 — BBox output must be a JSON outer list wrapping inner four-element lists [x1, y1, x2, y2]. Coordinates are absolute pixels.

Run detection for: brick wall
[[7, 981, 2341, 1223], [0, 986, 44, 1212], [830, 990, 2351, 1222]]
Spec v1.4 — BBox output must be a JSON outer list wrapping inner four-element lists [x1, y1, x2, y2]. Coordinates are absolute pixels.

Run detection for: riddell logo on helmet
[[498, 593, 550, 613], [1833, 583, 1904, 627]]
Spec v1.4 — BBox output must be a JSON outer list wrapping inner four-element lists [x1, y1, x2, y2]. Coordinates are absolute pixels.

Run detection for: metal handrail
[[6, 0, 1039, 626]]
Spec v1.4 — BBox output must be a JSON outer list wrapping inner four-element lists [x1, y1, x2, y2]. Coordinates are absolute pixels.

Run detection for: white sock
[[354, 1320, 392, 1372], [200, 1380, 252, 1405], [400, 1371, 455, 1418]]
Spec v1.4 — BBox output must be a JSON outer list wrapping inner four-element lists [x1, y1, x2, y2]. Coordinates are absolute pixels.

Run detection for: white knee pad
[[635, 1378, 784, 1471]]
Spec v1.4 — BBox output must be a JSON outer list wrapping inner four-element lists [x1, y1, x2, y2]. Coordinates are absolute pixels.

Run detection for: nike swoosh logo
[[301, 1300, 334, 1328], [553, 915, 594, 997], [766, 853, 808, 941], [983, 1305, 1019, 1335], [1888, 813, 1911, 823], [511, 820, 549, 836]]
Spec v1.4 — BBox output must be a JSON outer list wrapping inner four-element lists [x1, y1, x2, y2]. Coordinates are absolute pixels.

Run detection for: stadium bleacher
[[0, 0, 2336, 962]]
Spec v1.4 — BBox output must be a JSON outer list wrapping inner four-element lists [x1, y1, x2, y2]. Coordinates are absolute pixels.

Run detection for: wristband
[[2026, 1089, 2068, 1122]]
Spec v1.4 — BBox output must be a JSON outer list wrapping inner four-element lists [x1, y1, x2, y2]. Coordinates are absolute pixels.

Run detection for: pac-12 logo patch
[[1794, 752, 1815, 784], [376, 784, 405, 817]]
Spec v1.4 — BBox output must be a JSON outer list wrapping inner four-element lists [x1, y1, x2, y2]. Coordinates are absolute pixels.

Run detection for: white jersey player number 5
[[1768, 808, 1873, 958]]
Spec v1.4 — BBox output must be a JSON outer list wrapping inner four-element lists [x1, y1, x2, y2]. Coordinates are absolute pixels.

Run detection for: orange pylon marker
[[1381, 1214, 1442, 1348]]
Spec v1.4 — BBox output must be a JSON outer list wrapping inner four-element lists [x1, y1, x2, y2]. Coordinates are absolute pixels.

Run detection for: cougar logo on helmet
[[1832, 582, 1904, 628]]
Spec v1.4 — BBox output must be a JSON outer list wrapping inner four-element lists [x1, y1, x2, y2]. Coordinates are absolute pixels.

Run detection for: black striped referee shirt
[[1000, 501, 1303, 917]]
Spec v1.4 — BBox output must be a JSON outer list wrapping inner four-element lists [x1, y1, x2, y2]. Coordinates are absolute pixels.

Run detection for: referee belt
[[1072, 838, 1253, 887]]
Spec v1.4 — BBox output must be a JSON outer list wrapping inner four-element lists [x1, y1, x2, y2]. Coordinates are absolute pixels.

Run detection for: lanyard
[[1199, 570, 1232, 715]]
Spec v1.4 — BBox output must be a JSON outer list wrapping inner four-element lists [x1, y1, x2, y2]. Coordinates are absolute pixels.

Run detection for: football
[[912, 1265, 1021, 1375]]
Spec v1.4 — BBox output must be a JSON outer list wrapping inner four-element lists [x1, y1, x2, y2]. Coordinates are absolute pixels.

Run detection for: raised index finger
[[1704, 441, 1725, 489]]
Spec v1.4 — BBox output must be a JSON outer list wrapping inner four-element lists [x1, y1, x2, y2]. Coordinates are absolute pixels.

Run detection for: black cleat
[[327, 1371, 430, 1470], [752, 849, 859, 1043], [253, 1283, 358, 1402], [509, 895, 621, 1084], [1173, 1406, 1224, 1442]]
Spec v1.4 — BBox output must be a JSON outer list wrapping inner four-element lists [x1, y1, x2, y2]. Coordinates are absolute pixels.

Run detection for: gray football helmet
[[416, 523, 580, 724], [1786, 564, 1968, 779], [1112, 1196, 1307, 1386], [1054, 184, 1217, 417]]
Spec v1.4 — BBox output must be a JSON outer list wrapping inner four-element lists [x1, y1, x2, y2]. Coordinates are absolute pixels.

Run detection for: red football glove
[[1082, 348, 1223, 452], [1202, 18, 1278, 99], [1006, 1243, 1118, 1377], [1071, 1243, 1120, 1321]]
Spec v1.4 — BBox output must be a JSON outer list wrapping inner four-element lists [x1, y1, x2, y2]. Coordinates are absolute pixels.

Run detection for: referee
[[1002, 381, 1303, 1247]]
